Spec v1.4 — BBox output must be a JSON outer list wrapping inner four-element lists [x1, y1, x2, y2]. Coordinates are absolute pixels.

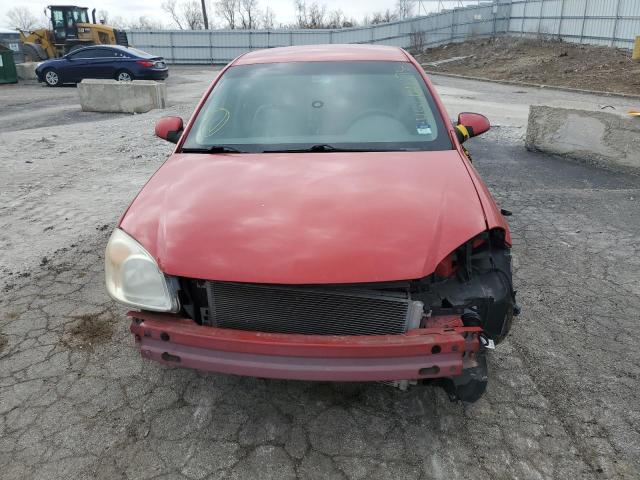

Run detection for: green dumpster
[[0, 45, 18, 84]]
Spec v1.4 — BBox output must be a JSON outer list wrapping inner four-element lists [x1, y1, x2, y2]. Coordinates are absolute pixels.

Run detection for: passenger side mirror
[[155, 116, 184, 144], [456, 112, 490, 143]]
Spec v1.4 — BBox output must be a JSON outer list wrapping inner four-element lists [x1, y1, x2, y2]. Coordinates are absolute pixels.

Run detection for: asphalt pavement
[[1, 68, 639, 479]]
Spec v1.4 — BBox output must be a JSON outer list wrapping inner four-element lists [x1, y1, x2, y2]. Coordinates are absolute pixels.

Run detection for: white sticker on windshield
[[416, 122, 432, 135]]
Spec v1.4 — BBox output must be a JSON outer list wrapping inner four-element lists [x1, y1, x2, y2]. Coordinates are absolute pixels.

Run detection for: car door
[[87, 49, 119, 79], [65, 48, 98, 82]]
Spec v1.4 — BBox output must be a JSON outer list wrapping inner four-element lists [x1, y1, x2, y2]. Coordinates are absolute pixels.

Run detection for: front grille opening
[[180, 279, 424, 336]]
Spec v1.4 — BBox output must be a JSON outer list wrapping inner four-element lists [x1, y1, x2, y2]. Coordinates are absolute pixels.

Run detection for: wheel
[[115, 70, 133, 82], [43, 69, 61, 87], [21, 43, 48, 62]]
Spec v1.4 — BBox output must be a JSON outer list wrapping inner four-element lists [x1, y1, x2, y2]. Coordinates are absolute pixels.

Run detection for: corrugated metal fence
[[508, 0, 640, 48], [127, 0, 640, 64], [127, 2, 510, 64]]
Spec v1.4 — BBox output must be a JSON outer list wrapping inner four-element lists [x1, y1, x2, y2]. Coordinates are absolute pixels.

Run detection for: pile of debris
[[417, 36, 640, 95]]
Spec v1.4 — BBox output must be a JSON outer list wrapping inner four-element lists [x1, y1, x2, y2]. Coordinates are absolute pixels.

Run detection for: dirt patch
[[0, 333, 7, 354], [417, 37, 640, 95], [61, 312, 116, 350]]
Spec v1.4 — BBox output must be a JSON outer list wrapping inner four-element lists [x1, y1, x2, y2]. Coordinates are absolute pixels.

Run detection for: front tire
[[115, 70, 133, 82], [43, 69, 61, 87]]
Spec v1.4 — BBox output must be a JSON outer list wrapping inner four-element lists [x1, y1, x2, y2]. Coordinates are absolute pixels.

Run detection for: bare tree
[[162, 0, 185, 29], [308, 2, 326, 28], [294, 0, 307, 28], [238, 0, 259, 29], [295, 0, 327, 29], [326, 9, 343, 28], [342, 18, 356, 28], [109, 15, 127, 29], [7, 6, 40, 30], [369, 9, 397, 25], [409, 30, 425, 52], [261, 6, 276, 29], [130, 16, 165, 29], [182, 0, 205, 29], [396, 0, 414, 20], [217, 0, 238, 29], [326, 9, 354, 29]]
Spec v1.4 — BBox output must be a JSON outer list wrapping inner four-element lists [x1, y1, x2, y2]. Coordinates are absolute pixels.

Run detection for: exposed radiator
[[200, 281, 424, 336]]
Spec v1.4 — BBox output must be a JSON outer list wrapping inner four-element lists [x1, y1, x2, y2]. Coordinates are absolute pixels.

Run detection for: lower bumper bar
[[129, 312, 481, 382]]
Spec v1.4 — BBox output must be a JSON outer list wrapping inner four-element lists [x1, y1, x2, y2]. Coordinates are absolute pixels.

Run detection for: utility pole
[[201, 0, 209, 29]]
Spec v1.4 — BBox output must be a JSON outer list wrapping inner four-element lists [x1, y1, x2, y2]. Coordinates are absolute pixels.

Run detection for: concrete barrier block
[[526, 106, 640, 172], [77, 79, 167, 114], [15, 62, 42, 80]]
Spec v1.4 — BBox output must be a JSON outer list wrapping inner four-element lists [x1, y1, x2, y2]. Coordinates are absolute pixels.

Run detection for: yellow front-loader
[[19, 5, 128, 61]]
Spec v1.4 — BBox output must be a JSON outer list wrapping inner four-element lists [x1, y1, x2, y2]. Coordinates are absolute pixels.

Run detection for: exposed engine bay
[[177, 229, 517, 343], [170, 229, 517, 402]]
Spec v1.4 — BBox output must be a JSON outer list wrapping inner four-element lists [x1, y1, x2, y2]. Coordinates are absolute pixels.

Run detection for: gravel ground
[[1, 68, 639, 479], [417, 37, 640, 96]]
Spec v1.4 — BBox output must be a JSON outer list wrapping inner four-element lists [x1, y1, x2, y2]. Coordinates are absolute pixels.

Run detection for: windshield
[[72, 8, 89, 24], [182, 61, 452, 153]]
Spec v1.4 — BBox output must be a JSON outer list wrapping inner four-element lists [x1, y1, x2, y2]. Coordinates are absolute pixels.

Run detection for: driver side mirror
[[155, 116, 184, 144], [455, 112, 490, 143]]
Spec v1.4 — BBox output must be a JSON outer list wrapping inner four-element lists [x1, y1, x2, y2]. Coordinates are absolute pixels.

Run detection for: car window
[[69, 49, 97, 59], [92, 49, 118, 58], [183, 61, 452, 152]]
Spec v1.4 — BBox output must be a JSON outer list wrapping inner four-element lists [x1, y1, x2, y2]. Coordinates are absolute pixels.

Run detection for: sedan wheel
[[116, 71, 133, 82], [44, 70, 60, 87]]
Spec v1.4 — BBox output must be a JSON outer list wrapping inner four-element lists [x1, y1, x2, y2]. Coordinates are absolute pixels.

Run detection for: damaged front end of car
[[410, 227, 520, 401], [118, 227, 518, 404]]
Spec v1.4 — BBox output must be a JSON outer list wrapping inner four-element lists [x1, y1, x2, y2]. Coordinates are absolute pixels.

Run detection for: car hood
[[120, 151, 487, 284]]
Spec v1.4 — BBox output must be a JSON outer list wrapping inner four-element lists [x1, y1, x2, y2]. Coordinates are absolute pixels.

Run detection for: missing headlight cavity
[[412, 229, 517, 343]]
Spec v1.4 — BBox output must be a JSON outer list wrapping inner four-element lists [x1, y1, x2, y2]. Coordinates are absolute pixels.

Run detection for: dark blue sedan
[[35, 45, 169, 87]]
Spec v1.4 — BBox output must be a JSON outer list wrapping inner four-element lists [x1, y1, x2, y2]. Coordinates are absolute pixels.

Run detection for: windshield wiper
[[181, 145, 245, 153], [263, 144, 370, 153], [263, 144, 413, 153]]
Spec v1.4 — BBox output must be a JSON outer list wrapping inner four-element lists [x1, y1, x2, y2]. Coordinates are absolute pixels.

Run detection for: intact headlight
[[105, 229, 178, 312]]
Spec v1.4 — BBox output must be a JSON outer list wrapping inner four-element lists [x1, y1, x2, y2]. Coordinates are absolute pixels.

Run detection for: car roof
[[234, 44, 410, 65], [68, 44, 155, 58]]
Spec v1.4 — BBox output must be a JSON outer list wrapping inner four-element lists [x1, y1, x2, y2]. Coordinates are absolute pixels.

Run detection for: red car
[[105, 45, 518, 402]]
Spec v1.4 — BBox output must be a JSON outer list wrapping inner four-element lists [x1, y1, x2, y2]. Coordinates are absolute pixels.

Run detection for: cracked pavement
[[1, 69, 639, 479]]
